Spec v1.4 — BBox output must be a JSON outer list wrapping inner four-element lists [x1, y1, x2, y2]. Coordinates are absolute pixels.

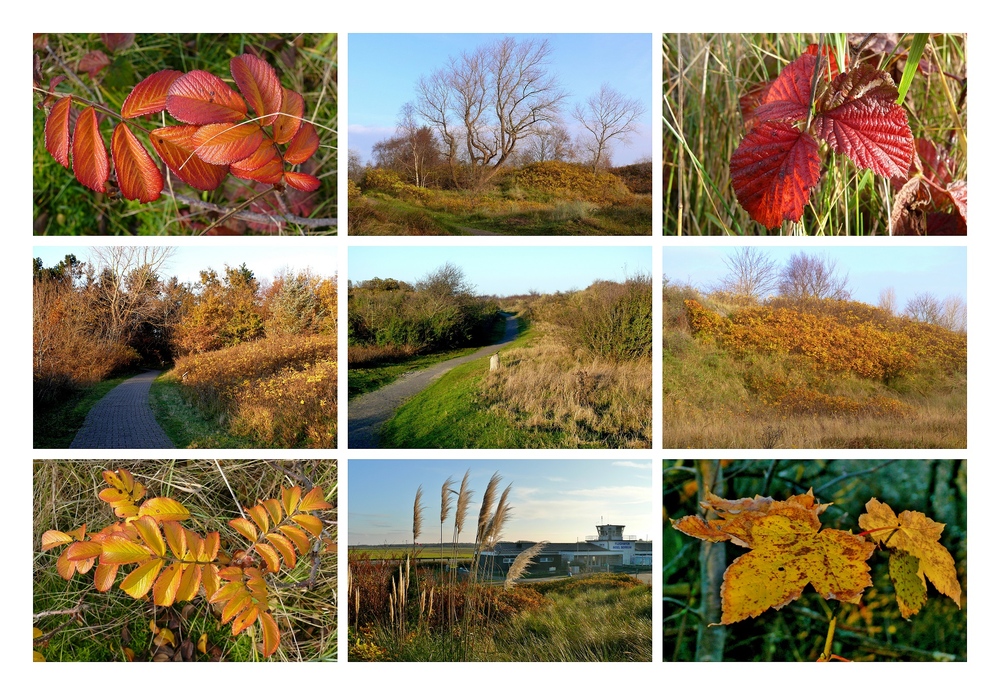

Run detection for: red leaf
[[284, 171, 320, 192], [804, 44, 841, 79], [814, 64, 914, 178], [283, 122, 318, 164], [233, 138, 279, 171], [45, 96, 72, 168], [739, 82, 771, 130], [231, 54, 283, 126], [121, 70, 184, 119], [946, 181, 967, 223], [231, 149, 284, 184], [166, 70, 247, 125], [192, 122, 265, 165], [753, 53, 817, 124], [72, 107, 109, 193], [272, 88, 304, 144], [77, 51, 110, 79], [730, 122, 821, 229], [100, 34, 135, 52], [111, 123, 163, 202], [150, 125, 229, 191]]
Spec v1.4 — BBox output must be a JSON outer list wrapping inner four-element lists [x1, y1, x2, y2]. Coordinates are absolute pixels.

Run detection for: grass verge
[[34, 369, 141, 448], [150, 376, 258, 448], [349, 346, 483, 398]]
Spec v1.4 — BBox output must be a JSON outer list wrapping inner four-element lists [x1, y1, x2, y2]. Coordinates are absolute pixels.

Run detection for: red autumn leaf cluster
[[41, 53, 321, 203], [731, 46, 914, 229]]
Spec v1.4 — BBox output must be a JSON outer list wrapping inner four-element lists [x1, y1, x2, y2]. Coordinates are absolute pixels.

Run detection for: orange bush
[[509, 161, 631, 205]]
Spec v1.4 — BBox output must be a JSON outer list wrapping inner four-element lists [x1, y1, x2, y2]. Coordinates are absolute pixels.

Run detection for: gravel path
[[69, 369, 175, 449], [348, 315, 519, 448]]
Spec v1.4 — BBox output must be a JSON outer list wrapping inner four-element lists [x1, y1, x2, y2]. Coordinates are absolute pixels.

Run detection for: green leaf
[[897, 34, 929, 104]]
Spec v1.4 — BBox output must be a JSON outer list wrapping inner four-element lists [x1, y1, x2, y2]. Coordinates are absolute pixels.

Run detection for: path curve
[[348, 314, 519, 448], [70, 369, 175, 449]]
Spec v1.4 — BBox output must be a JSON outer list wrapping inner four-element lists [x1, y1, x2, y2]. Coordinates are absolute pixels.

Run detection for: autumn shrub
[[509, 161, 631, 204], [363, 167, 405, 193], [347, 343, 421, 368], [170, 334, 336, 448], [610, 162, 653, 194]]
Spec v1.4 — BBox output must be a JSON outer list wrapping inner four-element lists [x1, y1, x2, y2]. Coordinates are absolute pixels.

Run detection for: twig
[[202, 186, 281, 235], [266, 460, 314, 489], [33, 597, 87, 621], [813, 460, 899, 494], [213, 459, 246, 519], [168, 192, 336, 230]]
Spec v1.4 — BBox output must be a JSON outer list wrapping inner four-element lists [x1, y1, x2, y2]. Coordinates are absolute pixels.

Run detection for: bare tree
[[717, 247, 779, 303], [87, 247, 174, 345], [417, 37, 567, 189], [878, 287, 897, 315], [572, 83, 645, 173], [939, 295, 968, 333], [522, 121, 576, 163], [905, 292, 966, 332], [777, 252, 851, 301]]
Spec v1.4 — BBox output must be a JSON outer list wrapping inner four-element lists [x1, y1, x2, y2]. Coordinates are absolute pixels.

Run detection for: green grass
[[349, 346, 482, 398], [34, 33, 337, 235], [149, 374, 259, 448], [33, 370, 141, 448]]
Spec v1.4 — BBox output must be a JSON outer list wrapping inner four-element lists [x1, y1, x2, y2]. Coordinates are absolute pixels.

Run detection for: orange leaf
[[230, 517, 259, 544], [246, 505, 270, 534], [150, 125, 229, 191], [262, 499, 284, 525], [64, 541, 102, 562], [111, 123, 163, 202], [44, 96, 71, 167], [77, 50, 110, 79], [162, 521, 187, 559], [55, 549, 77, 580], [272, 88, 304, 144], [120, 559, 165, 599], [94, 562, 118, 592], [197, 633, 208, 654], [232, 138, 279, 172], [231, 54, 282, 126], [166, 70, 247, 124], [284, 171, 320, 192], [231, 150, 284, 184], [41, 529, 74, 551], [283, 122, 318, 164], [202, 565, 220, 602], [278, 524, 310, 554], [231, 605, 259, 636], [222, 592, 253, 624], [254, 542, 281, 573], [152, 562, 183, 606], [201, 531, 221, 563], [72, 107, 109, 193], [298, 486, 332, 512], [264, 533, 296, 568], [175, 564, 202, 603], [209, 580, 244, 605], [258, 611, 280, 657], [121, 69, 183, 119], [192, 122, 265, 165], [291, 514, 323, 538], [139, 497, 190, 523], [282, 487, 301, 517]]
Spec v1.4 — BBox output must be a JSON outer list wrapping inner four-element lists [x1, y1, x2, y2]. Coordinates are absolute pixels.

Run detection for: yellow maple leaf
[[858, 498, 962, 610], [719, 514, 874, 624]]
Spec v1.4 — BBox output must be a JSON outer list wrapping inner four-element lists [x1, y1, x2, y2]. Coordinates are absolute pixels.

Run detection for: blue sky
[[32, 246, 337, 286], [348, 459, 654, 546], [349, 245, 650, 296], [348, 33, 653, 167], [663, 246, 967, 307]]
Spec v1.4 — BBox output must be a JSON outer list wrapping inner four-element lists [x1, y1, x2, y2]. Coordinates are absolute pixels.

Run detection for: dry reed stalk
[[412, 485, 425, 545], [453, 470, 472, 544], [483, 484, 513, 550], [476, 473, 502, 546], [505, 541, 547, 589]]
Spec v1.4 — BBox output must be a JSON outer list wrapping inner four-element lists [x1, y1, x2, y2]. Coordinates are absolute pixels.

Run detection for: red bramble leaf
[[72, 107, 110, 193], [283, 122, 319, 165], [191, 122, 265, 165], [121, 70, 184, 119], [111, 123, 163, 202], [231, 54, 283, 127], [150, 126, 230, 191], [45, 96, 72, 168], [77, 51, 110, 79], [101, 34, 135, 52], [814, 64, 914, 178], [730, 122, 821, 229], [754, 53, 817, 124], [166, 71, 247, 125]]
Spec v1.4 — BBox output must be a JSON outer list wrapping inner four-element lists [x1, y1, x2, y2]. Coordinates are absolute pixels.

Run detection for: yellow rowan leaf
[[247, 505, 270, 533], [139, 497, 190, 522], [258, 611, 280, 657], [230, 517, 259, 543], [209, 580, 244, 605], [231, 604, 259, 635], [278, 524, 310, 554], [41, 529, 74, 551], [298, 486, 332, 512], [33, 651, 45, 662], [163, 521, 187, 558], [262, 499, 284, 525], [282, 486, 301, 517], [222, 592, 253, 624], [254, 542, 281, 572], [197, 633, 208, 654], [132, 516, 166, 557], [176, 564, 203, 603], [858, 498, 962, 609], [152, 562, 183, 606], [101, 537, 153, 565], [153, 626, 175, 648], [291, 514, 323, 537], [56, 549, 78, 580], [65, 541, 102, 562], [94, 562, 119, 592], [200, 532, 221, 563], [720, 514, 874, 624], [33, 627, 42, 639], [203, 565, 220, 602], [120, 559, 165, 599], [265, 533, 296, 568]]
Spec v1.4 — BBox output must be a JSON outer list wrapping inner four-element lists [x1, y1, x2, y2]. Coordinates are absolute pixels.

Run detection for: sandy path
[[348, 314, 519, 448]]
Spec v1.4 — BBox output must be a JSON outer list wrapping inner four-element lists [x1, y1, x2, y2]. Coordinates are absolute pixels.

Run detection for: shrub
[[362, 168, 404, 193], [510, 161, 631, 205]]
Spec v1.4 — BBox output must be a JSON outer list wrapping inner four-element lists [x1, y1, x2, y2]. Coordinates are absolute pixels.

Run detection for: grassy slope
[[149, 375, 259, 448], [34, 370, 142, 448], [349, 346, 483, 398]]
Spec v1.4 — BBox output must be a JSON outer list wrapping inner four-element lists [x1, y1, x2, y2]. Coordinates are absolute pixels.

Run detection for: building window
[[503, 558, 513, 564], [539, 557, 552, 563]]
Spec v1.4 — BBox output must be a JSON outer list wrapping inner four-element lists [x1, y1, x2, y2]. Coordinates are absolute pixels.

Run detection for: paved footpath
[[348, 314, 520, 448], [70, 369, 175, 449]]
